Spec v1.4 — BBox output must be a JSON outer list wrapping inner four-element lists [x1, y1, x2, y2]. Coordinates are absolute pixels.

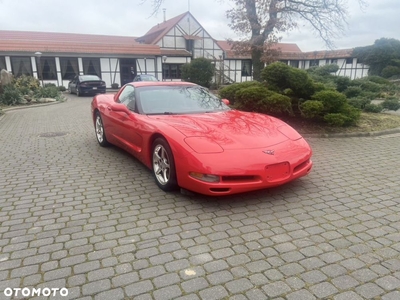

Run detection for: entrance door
[[120, 58, 137, 85]]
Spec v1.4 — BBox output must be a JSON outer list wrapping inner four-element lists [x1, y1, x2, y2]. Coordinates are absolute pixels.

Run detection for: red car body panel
[[91, 82, 312, 196]]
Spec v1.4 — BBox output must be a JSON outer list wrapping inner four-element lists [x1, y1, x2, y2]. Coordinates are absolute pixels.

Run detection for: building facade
[[0, 12, 369, 88]]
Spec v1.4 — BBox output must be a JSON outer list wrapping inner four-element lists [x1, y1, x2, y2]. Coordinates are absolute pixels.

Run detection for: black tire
[[152, 138, 178, 191], [94, 112, 110, 147], [76, 87, 80, 97]]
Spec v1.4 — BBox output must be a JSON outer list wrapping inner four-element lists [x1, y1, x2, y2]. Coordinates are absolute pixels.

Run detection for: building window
[[309, 60, 319, 67], [241, 60, 252, 76], [0, 56, 6, 71], [346, 58, 353, 65], [60, 57, 79, 80], [37, 57, 57, 80], [163, 64, 182, 79], [331, 59, 338, 64], [290, 60, 299, 68], [82, 58, 101, 77], [280, 60, 288, 65], [186, 40, 194, 53], [11, 56, 32, 77]]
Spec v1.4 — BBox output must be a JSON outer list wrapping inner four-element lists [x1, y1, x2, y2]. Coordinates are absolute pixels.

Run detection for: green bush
[[58, 86, 67, 92], [381, 98, 400, 111], [344, 86, 363, 98], [219, 81, 264, 105], [44, 83, 56, 87], [261, 62, 315, 99], [312, 90, 347, 113], [0, 85, 23, 105], [347, 98, 371, 109], [13, 75, 40, 91], [367, 76, 390, 85], [34, 86, 60, 99], [259, 93, 293, 115], [323, 113, 348, 127], [300, 100, 324, 119], [181, 57, 215, 88], [363, 103, 383, 113], [235, 86, 272, 111], [381, 65, 400, 78], [350, 78, 382, 93], [234, 86, 292, 116], [334, 76, 351, 92], [307, 64, 339, 76]]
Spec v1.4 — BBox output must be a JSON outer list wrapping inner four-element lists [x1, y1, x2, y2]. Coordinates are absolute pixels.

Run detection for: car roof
[[130, 81, 197, 88]]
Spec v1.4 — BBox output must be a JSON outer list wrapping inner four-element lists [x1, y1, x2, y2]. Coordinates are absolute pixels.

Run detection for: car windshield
[[138, 85, 230, 114], [80, 75, 100, 81], [140, 75, 158, 81]]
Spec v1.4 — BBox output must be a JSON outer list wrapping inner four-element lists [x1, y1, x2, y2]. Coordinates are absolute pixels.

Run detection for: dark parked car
[[68, 75, 106, 97], [133, 74, 159, 82]]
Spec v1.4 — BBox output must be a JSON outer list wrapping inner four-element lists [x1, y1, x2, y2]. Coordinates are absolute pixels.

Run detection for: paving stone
[[2, 97, 400, 300]]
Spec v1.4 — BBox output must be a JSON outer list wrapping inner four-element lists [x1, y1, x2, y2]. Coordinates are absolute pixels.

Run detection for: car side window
[[117, 85, 136, 111]]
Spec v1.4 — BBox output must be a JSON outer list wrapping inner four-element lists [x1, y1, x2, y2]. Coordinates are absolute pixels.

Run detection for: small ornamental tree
[[181, 58, 215, 88]]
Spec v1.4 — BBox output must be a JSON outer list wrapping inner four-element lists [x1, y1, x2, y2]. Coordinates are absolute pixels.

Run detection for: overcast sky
[[0, 0, 399, 52]]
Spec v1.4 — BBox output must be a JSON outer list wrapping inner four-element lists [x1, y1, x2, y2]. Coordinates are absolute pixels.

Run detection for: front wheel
[[76, 87, 80, 97], [152, 138, 178, 191], [94, 112, 109, 147]]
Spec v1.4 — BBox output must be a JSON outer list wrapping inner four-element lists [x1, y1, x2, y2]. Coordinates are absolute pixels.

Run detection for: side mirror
[[110, 103, 130, 115], [222, 99, 230, 105]]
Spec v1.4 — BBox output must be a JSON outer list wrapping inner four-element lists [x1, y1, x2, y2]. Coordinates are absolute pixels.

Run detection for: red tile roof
[[216, 40, 304, 59], [0, 30, 161, 55], [136, 12, 188, 45]]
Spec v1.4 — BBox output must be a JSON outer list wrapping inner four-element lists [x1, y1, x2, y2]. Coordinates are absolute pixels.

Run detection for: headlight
[[189, 172, 220, 183], [184, 137, 223, 154], [278, 125, 302, 141]]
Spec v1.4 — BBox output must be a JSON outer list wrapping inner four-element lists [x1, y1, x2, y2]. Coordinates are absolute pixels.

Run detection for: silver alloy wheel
[[153, 144, 170, 185], [95, 115, 104, 143]]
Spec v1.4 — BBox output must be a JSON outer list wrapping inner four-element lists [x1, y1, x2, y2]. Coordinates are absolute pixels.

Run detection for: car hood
[[147, 110, 298, 150]]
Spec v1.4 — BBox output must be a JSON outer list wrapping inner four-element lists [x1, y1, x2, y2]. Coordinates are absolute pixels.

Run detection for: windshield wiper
[[146, 112, 177, 115]]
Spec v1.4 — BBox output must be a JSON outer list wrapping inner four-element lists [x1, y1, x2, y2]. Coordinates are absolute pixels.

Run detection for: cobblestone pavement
[[1, 94, 400, 300]]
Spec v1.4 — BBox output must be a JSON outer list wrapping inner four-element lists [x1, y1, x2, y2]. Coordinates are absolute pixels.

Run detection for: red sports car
[[91, 82, 312, 196]]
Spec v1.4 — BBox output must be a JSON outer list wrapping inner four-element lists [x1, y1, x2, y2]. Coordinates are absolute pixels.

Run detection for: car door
[[70, 76, 78, 93], [108, 85, 144, 155]]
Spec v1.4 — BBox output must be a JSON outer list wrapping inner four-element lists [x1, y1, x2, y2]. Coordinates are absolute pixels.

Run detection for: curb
[[302, 127, 400, 138]]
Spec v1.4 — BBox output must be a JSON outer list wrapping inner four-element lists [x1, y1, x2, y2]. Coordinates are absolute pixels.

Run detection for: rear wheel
[[95, 112, 109, 147], [152, 138, 178, 191]]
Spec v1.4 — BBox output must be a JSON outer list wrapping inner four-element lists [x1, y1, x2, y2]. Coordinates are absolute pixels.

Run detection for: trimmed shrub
[[348, 98, 371, 109], [219, 81, 264, 105], [334, 76, 351, 92], [261, 62, 315, 99], [312, 90, 347, 113], [44, 83, 56, 87], [259, 93, 293, 115], [58, 86, 67, 92], [364, 103, 383, 113], [344, 86, 363, 98], [181, 57, 214, 88], [234, 86, 292, 116], [0, 84, 23, 105], [367, 76, 390, 85], [324, 113, 348, 127], [381, 98, 400, 111], [300, 100, 324, 119], [381, 65, 400, 78]]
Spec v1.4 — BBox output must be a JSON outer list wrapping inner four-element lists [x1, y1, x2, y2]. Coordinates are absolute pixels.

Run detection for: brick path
[[0, 94, 400, 299]]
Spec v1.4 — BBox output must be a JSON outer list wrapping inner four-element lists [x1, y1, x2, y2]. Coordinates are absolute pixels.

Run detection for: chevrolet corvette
[[91, 81, 312, 196]]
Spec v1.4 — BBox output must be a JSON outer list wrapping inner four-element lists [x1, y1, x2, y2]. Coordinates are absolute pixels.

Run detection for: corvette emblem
[[263, 150, 275, 155]]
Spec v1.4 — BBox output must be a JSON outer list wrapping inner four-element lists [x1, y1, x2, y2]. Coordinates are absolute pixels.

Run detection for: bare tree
[[142, 0, 367, 80]]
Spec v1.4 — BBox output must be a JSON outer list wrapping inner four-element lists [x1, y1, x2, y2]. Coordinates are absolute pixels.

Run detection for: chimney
[[163, 8, 166, 22]]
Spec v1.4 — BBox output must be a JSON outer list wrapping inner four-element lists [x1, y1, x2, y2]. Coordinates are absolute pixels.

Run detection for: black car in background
[[133, 74, 159, 82], [68, 75, 106, 96]]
